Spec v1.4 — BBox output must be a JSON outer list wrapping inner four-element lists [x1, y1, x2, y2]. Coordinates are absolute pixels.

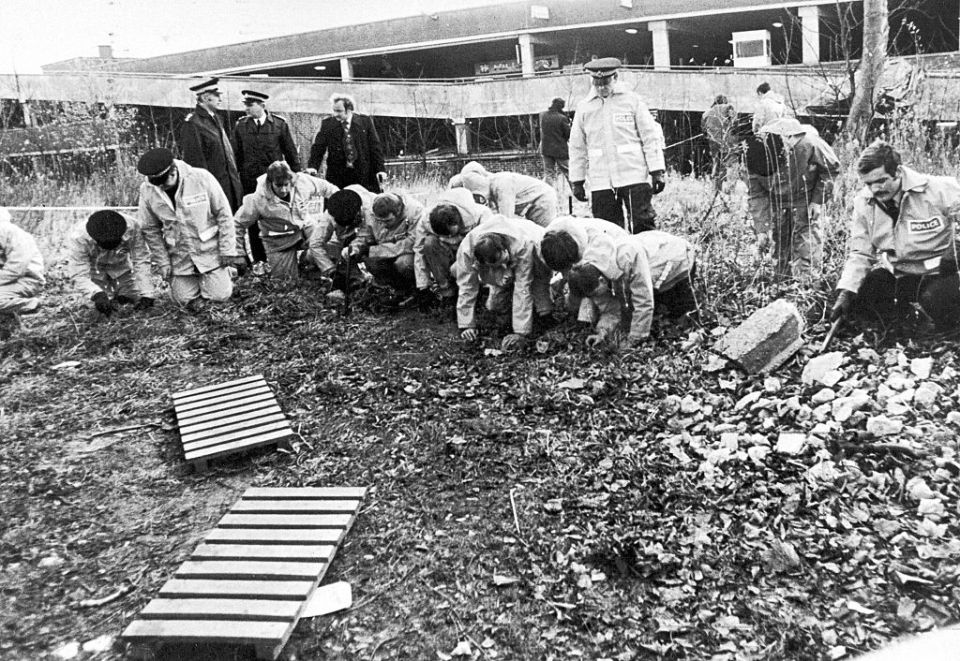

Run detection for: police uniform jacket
[[138, 160, 238, 276], [592, 231, 696, 340], [460, 162, 555, 226], [569, 84, 666, 191], [838, 167, 960, 293], [234, 112, 302, 194], [234, 173, 338, 253], [0, 214, 44, 287], [455, 215, 550, 335], [180, 105, 243, 210], [413, 188, 493, 289], [355, 193, 423, 260], [66, 216, 154, 297], [307, 113, 385, 192]]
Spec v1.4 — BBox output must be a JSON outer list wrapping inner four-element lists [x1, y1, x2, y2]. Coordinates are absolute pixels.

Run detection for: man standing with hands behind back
[[234, 89, 302, 269], [568, 57, 666, 233], [180, 78, 243, 213], [539, 97, 571, 187], [308, 93, 387, 193]]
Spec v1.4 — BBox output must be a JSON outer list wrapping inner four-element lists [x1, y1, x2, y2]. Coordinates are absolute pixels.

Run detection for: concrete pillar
[[454, 120, 470, 154], [797, 5, 821, 64], [648, 21, 671, 71], [20, 99, 33, 127], [518, 33, 535, 77], [339, 57, 354, 82]]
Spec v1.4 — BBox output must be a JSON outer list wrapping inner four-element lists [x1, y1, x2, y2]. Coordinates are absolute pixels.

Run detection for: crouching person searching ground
[[831, 140, 960, 333], [346, 191, 422, 306], [413, 188, 493, 311], [67, 210, 155, 316], [234, 161, 338, 282], [567, 230, 698, 348], [0, 206, 44, 339], [539, 215, 628, 323], [454, 216, 555, 350], [137, 148, 246, 310], [307, 186, 372, 301]]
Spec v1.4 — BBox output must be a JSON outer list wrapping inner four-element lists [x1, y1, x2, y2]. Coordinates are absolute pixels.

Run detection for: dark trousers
[[591, 184, 656, 233], [247, 225, 267, 263], [655, 266, 699, 318], [855, 269, 960, 329]]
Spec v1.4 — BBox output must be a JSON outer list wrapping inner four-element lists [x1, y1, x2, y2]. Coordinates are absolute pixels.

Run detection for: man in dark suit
[[234, 89, 302, 265], [539, 97, 571, 186], [180, 78, 243, 213], [307, 93, 386, 193]]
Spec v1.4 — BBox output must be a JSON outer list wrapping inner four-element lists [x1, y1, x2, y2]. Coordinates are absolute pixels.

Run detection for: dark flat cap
[[189, 77, 220, 95], [241, 90, 269, 103], [86, 210, 127, 244], [584, 57, 622, 78], [137, 148, 174, 177]]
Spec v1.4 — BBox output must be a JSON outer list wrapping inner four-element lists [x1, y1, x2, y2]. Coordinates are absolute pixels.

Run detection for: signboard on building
[[474, 55, 559, 76]]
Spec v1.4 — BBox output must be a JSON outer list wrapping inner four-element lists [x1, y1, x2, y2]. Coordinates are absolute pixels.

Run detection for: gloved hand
[[830, 290, 855, 322], [220, 255, 249, 275], [134, 297, 155, 311], [650, 170, 666, 195], [92, 291, 113, 315], [461, 328, 478, 342], [501, 333, 527, 351], [571, 181, 587, 202]]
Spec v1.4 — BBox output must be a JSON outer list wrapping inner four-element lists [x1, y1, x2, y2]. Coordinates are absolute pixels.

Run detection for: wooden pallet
[[122, 486, 367, 660], [172, 375, 296, 472]]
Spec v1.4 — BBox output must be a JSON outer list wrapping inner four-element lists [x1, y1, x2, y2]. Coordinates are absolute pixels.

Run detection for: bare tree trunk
[[845, 0, 888, 143]]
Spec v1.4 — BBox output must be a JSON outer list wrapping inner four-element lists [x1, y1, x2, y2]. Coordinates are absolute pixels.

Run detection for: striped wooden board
[[173, 375, 296, 472], [122, 486, 367, 660]]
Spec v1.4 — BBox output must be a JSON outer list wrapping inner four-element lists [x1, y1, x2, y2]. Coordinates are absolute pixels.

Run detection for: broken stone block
[[811, 388, 837, 404], [776, 432, 806, 454], [913, 382, 943, 408], [802, 351, 845, 386], [866, 415, 903, 437], [712, 299, 805, 374], [910, 357, 933, 379]]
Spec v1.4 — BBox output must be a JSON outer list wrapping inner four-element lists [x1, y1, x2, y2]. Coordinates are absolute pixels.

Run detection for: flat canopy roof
[[108, 0, 850, 75]]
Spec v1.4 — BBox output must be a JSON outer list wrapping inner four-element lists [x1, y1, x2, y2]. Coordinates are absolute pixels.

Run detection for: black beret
[[137, 148, 174, 177], [86, 210, 127, 243]]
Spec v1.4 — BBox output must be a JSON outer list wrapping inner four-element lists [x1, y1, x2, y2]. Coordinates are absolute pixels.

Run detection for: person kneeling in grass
[[567, 230, 697, 347], [459, 161, 557, 228], [539, 215, 628, 324], [67, 210, 155, 316], [307, 186, 373, 300], [454, 216, 555, 350], [346, 191, 423, 305], [831, 140, 960, 333], [412, 188, 493, 311], [0, 207, 44, 338], [234, 161, 338, 282]]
